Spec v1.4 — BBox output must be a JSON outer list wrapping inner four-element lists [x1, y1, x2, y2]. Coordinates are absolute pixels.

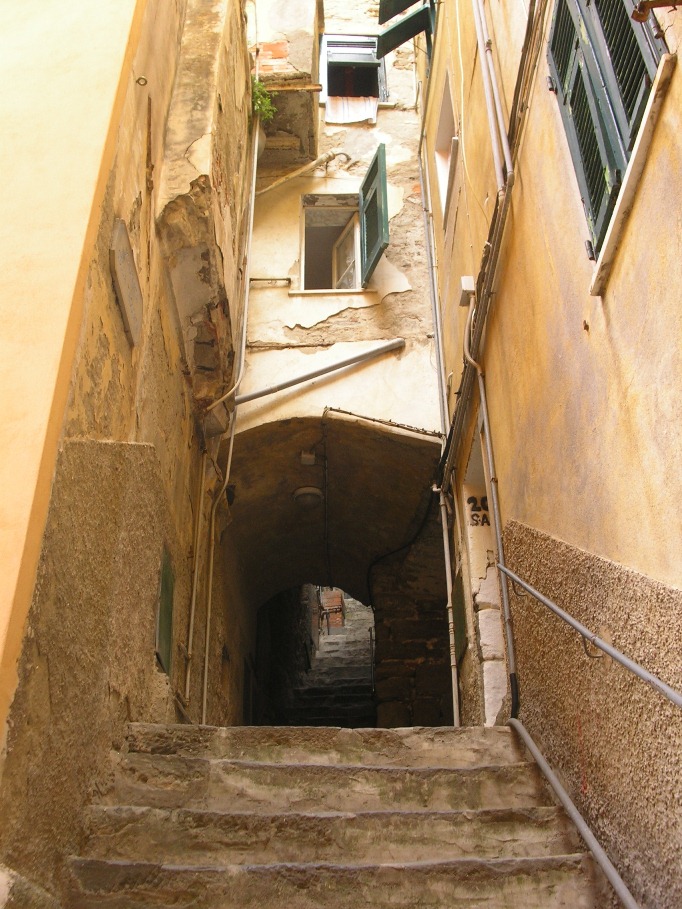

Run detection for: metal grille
[[594, 0, 648, 121], [552, 0, 577, 93], [571, 72, 606, 217]]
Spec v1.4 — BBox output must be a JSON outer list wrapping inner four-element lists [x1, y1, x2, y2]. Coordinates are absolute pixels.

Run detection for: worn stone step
[[83, 804, 582, 866], [285, 696, 374, 712], [125, 724, 528, 768], [290, 683, 372, 700], [281, 714, 377, 729], [304, 666, 371, 681], [69, 854, 607, 909], [111, 754, 550, 813]]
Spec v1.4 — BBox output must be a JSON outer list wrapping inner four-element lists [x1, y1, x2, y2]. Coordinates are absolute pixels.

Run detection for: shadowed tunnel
[[219, 412, 455, 727]]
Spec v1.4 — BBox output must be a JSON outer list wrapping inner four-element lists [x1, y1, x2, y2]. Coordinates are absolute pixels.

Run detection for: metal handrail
[[498, 563, 682, 709], [509, 718, 641, 909]]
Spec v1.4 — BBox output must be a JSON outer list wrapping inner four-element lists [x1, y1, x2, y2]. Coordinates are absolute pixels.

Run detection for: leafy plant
[[251, 78, 277, 124]]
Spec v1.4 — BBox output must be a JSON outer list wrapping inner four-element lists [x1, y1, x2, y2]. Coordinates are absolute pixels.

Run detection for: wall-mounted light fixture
[[293, 486, 324, 509]]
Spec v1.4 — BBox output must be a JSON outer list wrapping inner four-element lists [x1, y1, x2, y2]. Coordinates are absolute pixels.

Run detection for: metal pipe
[[418, 143, 449, 435], [255, 148, 350, 197], [509, 719, 643, 909], [499, 565, 682, 709], [234, 338, 406, 406], [197, 104, 262, 721], [464, 299, 519, 716], [471, 0, 505, 191], [476, 0, 514, 176], [184, 450, 208, 703], [438, 488, 461, 726], [202, 413, 237, 724]]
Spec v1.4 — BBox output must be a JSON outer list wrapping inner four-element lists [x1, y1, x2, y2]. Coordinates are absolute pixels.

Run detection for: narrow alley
[[0, 0, 681, 907]]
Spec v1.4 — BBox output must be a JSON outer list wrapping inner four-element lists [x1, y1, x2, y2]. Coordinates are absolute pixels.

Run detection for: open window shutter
[[377, 5, 432, 59], [580, 0, 661, 151], [379, 0, 421, 24], [549, 0, 622, 250], [359, 144, 390, 286]]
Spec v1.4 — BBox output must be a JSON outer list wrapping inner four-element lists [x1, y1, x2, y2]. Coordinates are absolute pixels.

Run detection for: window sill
[[590, 54, 676, 297], [288, 288, 377, 297]]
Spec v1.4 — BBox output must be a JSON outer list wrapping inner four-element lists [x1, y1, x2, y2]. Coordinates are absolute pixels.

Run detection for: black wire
[[366, 485, 437, 609]]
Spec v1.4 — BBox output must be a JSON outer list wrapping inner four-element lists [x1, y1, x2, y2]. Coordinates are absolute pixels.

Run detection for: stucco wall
[[0, 0, 254, 896], [505, 521, 682, 909], [0, 441, 178, 897], [0, 0, 153, 760], [425, 1, 682, 903]]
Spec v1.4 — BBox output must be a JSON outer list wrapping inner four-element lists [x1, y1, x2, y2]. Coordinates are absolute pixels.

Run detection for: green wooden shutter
[[156, 547, 174, 674], [379, 0, 421, 25], [359, 144, 390, 286], [377, 5, 432, 59], [578, 0, 661, 150], [548, 0, 623, 249]]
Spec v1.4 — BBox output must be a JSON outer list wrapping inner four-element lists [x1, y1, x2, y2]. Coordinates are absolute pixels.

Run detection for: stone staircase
[[68, 723, 614, 907], [283, 595, 376, 727]]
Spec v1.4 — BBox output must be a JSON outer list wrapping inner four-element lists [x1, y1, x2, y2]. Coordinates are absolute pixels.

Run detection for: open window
[[320, 35, 388, 104], [434, 76, 459, 221], [300, 145, 389, 290]]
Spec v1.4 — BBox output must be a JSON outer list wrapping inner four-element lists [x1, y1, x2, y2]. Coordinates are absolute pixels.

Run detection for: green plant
[[251, 78, 277, 124]]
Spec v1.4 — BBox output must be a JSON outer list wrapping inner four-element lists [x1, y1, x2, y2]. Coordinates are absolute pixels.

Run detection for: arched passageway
[[216, 413, 454, 727]]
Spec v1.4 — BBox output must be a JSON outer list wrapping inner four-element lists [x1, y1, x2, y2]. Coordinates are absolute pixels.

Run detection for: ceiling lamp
[[293, 486, 324, 509]]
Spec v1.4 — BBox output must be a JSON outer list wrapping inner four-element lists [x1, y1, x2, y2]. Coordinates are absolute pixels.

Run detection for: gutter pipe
[[470, 0, 506, 191], [255, 148, 350, 197], [184, 107, 261, 716], [235, 338, 406, 407]]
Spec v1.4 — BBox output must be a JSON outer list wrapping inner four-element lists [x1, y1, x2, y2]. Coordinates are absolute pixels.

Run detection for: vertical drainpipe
[[418, 66, 461, 725]]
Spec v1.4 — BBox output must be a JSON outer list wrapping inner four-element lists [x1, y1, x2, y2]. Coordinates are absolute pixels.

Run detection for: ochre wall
[[0, 0, 149, 759], [424, 2, 682, 906]]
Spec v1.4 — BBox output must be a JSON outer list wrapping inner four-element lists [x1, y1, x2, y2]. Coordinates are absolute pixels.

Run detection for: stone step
[[110, 754, 550, 813], [290, 683, 372, 700], [69, 854, 607, 908], [125, 724, 528, 768], [285, 695, 374, 712], [280, 713, 377, 729], [82, 804, 582, 866]]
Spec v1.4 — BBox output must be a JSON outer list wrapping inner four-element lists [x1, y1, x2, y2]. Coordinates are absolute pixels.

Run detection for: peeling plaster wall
[[0, 0, 253, 897], [156, 0, 253, 420], [424, 0, 682, 904]]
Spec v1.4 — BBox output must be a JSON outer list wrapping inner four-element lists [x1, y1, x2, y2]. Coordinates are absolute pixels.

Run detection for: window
[[320, 35, 388, 104], [434, 77, 459, 220], [548, 0, 664, 250], [300, 144, 390, 290]]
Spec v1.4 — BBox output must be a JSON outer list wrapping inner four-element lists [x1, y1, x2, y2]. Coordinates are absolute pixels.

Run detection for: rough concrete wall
[[0, 441, 179, 899], [372, 497, 453, 727], [505, 520, 682, 909], [156, 0, 253, 426]]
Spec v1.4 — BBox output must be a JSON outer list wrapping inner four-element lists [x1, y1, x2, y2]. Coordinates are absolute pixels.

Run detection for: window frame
[[548, 0, 664, 251], [298, 144, 390, 292], [319, 34, 388, 104]]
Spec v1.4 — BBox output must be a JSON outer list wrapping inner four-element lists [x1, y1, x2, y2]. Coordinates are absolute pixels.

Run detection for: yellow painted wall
[[424, 3, 682, 906], [0, 0, 149, 754]]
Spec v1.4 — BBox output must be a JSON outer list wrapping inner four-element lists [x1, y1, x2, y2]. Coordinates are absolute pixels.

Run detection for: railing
[[498, 564, 682, 709], [498, 562, 682, 909]]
